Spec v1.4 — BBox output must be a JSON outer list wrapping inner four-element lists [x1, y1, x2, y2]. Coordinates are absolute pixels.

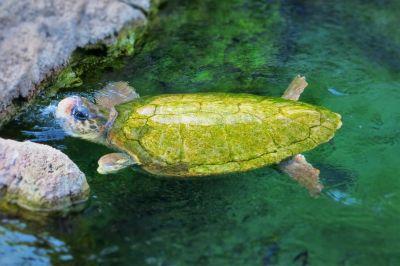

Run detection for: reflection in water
[[327, 190, 360, 206], [328, 87, 348, 96], [0, 218, 71, 265], [22, 127, 66, 142]]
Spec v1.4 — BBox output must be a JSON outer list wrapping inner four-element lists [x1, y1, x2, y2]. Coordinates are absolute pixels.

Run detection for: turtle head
[[55, 96, 109, 142]]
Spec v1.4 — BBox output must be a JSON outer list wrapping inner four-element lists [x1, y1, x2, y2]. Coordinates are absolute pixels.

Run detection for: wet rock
[[0, 138, 89, 212], [0, 0, 149, 126]]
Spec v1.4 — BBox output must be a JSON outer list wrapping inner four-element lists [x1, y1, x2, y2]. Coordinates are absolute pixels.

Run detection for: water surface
[[1, 0, 400, 265]]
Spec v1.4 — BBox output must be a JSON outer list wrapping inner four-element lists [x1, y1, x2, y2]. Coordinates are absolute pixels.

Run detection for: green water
[[1, 0, 400, 265]]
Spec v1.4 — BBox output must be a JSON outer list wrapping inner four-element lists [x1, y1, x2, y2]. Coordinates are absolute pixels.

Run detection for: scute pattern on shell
[[108, 93, 341, 177]]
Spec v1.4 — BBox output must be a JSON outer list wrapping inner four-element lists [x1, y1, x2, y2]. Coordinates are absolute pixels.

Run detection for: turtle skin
[[107, 93, 341, 177]]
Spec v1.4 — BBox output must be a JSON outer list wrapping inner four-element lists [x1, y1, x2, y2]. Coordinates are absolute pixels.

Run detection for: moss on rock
[[46, 22, 147, 94]]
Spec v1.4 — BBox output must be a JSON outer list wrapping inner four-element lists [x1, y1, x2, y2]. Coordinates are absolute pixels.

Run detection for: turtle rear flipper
[[95, 82, 139, 110], [278, 154, 323, 197], [278, 75, 323, 196]]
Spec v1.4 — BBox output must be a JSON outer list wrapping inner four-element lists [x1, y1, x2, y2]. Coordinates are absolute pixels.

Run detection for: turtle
[[55, 76, 342, 195]]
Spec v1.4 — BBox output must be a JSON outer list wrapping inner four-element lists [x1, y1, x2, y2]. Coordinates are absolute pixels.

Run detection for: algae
[[47, 22, 146, 94], [109, 93, 340, 176]]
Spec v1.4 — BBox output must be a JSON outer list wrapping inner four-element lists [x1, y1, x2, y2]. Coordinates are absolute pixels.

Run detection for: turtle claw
[[278, 154, 323, 197]]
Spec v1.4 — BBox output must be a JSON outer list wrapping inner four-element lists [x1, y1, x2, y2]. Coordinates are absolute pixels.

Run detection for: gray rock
[[0, 0, 148, 126], [0, 138, 90, 211]]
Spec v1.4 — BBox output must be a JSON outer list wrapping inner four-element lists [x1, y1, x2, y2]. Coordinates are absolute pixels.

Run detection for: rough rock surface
[[0, 138, 90, 211], [0, 0, 148, 125]]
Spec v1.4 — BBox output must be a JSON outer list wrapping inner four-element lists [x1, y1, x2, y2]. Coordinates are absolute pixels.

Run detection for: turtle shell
[[108, 93, 341, 177]]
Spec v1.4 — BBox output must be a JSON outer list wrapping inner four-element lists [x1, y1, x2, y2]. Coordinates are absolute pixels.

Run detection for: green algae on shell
[[108, 93, 342, 177]]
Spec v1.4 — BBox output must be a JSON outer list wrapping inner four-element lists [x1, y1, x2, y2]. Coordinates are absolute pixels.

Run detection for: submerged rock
[[0, 0, 149, 127], [0, 138, 89, 212]]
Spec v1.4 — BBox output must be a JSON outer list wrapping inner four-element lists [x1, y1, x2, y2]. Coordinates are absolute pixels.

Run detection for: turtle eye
[[72, 106, 89, 121]]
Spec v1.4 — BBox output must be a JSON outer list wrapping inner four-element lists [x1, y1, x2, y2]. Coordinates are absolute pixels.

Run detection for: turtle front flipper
[[97, 152, 139, 174], [279, 75, 323, 196], [95, 82, 140, 110]]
